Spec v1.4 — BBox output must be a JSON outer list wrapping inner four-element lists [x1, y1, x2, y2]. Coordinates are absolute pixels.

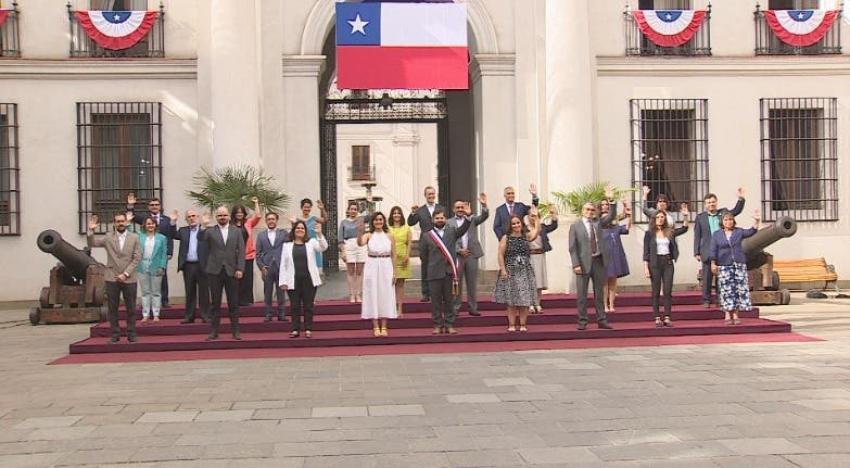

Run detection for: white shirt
[[656, 236, 671, 255], [143, 235, 156, 259], [427, 204, 436, 217], [219, 224, 229, 244], [434, 226, 445, 238], [455, 216, 468, 249], [117, 231, 127, 251], [268, 230, 277, 246]]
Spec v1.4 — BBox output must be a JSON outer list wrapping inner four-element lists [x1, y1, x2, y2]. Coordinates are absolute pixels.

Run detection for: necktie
[[508, 204, 513, 216], [590, 222, 598, 254]]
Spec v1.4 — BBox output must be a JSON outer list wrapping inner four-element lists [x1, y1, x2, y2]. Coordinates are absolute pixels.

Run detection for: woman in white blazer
[[279, 220, 328, 338]]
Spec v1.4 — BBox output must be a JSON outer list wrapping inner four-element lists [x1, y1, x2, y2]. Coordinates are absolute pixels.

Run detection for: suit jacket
[[708, 227, 758, 266], [136, 232, 168, 273], [538, 219, 558, 253], [278, 237, 329, 289], [492, 197, 539, 239], [453, 207, 489, 259], [199, 224, 246, 277], [568, 204, 616, 274], [255, 228, 289, 273], [127, 207, 175, 256], [694, 197, 745, 260], [643, 226, 689, 263], [173, 225, 209, 272], [419, 220, 472, 280], [407, 204, 445, 232], [86, 230, 142, 283]]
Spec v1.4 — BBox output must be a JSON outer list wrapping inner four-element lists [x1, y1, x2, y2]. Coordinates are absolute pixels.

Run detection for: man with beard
[[200, 206, 246, 340], [255, 212, 289, 322], [408, 186, 445, 302], [127, 193, 175, 307]]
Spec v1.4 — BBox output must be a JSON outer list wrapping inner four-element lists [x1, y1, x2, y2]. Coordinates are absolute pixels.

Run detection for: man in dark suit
[[419, 207, 472, 334], [568, 187, 616, 330], [493, 184, 539, 240], [171, 209, 210, 324], [87, 212, 142, 343], [407, 186, 445, 302], [127, 193, 175, 307], [452, 194, 489, 316], [694, 189, 745, 307], [200, 206, 246, 341], [255, 212, 289, 322]]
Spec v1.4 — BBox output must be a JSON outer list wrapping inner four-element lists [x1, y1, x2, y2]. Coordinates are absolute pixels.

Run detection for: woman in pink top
[[232, 197, 262, 306]]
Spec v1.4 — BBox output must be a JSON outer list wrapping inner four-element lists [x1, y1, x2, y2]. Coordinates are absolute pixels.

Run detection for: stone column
[[281, 55, 325, 201]]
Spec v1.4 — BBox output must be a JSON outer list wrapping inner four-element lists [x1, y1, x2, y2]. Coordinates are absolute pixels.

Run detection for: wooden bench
[[773, 258, 838, 290]]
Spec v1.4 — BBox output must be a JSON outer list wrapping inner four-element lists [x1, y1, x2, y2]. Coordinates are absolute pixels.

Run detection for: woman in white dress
[[358, 212, 397, 337]]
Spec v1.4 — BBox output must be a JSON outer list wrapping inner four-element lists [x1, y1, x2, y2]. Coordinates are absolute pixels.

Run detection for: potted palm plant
[[186, 165, 289, 213]]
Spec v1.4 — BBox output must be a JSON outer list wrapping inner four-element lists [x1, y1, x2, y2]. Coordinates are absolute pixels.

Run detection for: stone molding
[[470, 53, 516, 83], [0, 59, 197, 79], [281, 55, 326, 78], [596, 55, 850, 77]]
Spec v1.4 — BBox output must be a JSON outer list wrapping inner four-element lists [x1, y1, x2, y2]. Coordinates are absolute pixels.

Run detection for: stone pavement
[[1, 295, 849, 467]]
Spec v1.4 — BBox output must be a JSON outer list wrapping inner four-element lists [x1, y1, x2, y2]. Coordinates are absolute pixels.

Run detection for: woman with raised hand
[[294, 198, 327, 273], [643, 204, 690, 328], [279, 220, 328, 338], [710, 210, 761, 325], [600, 198, 632, 313], [494, 206, 541, 332], [137, 216, 168, 323], [358, 212, 397, 337], [232, 197, 262, 306], [338, 202, 368, 303]]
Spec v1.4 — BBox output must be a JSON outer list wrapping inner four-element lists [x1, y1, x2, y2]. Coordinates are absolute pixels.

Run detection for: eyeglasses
[[149, 203, 160, 207]]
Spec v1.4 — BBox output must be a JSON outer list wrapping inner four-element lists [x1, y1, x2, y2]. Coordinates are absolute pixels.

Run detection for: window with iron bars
[[77, 102, 163, 234], [0, 1, 21, 58], [0, 103, 20, 235], [759, 98, 838, 222], [630, 99, 709, 222], [350, 145, 372, 181]]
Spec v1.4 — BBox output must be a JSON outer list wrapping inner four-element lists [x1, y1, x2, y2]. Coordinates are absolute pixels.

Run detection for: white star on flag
[[798, 12, 806, 19], [348, 14, 369, 35], [665, 13, 672, 20], [114, 14, 121, 20]]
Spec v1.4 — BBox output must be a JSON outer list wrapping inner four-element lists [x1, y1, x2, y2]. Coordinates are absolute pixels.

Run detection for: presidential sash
[[427, 229, 460, 295]]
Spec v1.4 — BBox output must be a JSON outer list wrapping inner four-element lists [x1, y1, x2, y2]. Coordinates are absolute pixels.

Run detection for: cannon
[[30, 230, 107, 325], [743, 216, 797, 305]]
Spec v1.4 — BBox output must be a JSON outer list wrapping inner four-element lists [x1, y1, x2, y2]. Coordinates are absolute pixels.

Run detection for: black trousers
[[209, 268, 240, 335], [700, 259, 716, 304], [429, 276, 456, 328], [287, 275, 316, 332], [105, 281, 137, 340], [419, 249, 430, 297], [650, 255, 675, 318], [161, 270, 169, 306], [182, 262, 209, 322], [262, 266, 286, 319], [575, 256, 608, 325], [239, 259, 255, 305]]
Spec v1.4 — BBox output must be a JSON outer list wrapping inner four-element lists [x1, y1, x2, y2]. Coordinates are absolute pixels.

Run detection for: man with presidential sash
[[419, 205, 473, 335]]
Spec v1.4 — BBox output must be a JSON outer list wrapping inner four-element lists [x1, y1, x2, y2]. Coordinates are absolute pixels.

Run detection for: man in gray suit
[[568, 187, 616, 331], [87, 212, 142, 343], [419, 207, 472, 334], [407, 186, 445, 302], [200, 206, 246, 341], [255, 212, 288, 322], [453, 193, 489, 316]]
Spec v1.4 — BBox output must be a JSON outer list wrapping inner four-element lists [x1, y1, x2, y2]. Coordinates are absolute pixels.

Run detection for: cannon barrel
[[36, 230, 100, 279], [743, 216, 797, 269]]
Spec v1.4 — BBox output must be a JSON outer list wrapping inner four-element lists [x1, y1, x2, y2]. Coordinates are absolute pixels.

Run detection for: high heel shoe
[[655, 318, 663, 328], [380, 326, 388, 337], [373, 327, 381, 337], [663, 316, 674, 327]]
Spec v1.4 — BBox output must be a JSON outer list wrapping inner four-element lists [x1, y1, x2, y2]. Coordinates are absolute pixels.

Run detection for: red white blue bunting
[[764, 10, 840, 47], [74, 11, 158, 50], [0, 10, 10, 28], [632, 10, 707, 47]]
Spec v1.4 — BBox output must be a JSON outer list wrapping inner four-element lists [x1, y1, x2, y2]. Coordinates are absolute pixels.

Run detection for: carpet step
[[93, 306, 761, 337], [70, 318, 791, 354]]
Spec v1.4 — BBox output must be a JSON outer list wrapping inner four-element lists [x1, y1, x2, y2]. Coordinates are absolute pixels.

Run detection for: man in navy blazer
[[172, 209, 210, 323], [255, 212, 289, 322], [407, 186, 445, 302], [492, 184, 539, 239], [452, 194, 489, 316], [127, 193, 176, 307], [693, 188, 745, 307]]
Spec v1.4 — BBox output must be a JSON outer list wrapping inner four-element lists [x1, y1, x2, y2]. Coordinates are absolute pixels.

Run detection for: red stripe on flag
[[74, 11, 158, 51], [763, 10, 839, 47], [337, 46, 468, 90], [632, 10, 707, 48], [0, 11, 10, 28]]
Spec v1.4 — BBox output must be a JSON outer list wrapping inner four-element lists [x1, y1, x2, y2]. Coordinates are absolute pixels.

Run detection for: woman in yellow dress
[[387, 206, 412, 318]]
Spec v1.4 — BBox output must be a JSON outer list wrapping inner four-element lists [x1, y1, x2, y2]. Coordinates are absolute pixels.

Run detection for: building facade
[[0, 0, 848, 301]]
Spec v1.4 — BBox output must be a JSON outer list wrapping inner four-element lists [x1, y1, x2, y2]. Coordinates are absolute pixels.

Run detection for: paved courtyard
[[1, 295, 849, 467]]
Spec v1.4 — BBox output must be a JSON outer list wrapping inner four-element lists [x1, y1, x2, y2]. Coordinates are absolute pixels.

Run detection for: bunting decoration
[[74, 10, 158, 50], [0, 10, 10, 28], [632, 10, 707, 47], [764, 10, 840, 47]]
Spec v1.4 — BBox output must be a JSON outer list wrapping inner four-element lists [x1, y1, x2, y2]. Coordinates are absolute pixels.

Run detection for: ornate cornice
[[596, 55, 850, 77], [470, 53, 516, 83], [0, 59, 197, 79], [281, 55, 326, 78]]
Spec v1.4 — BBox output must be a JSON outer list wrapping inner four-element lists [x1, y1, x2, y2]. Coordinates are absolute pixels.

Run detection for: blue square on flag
[[336, 3, 381, 46]]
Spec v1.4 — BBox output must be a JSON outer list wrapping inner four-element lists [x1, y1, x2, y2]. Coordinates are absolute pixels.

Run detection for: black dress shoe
[[205, 333, 218, 341], [232, 333, 241, 340], [264, 316, 272, 322], [577, 323, 587, 331], [180, 319, 194, 324], [277, 315, 286, 322], [109, 337, 119, 344], [420, 297, 430, 303], [469, 310, 481, 317], [128, 335, 137, 343], [598, 322, 613, 330]]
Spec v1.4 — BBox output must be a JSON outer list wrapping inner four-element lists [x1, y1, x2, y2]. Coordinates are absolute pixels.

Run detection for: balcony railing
[[348, 165, 376, 183], [624, 7, 712, 56], [67, 3, 165, 58], [755, 6, 842, 55], [0, 2, 21, 58]]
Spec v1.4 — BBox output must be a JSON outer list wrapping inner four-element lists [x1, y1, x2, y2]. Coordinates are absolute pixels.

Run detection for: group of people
[[86, 183, 761, 343]]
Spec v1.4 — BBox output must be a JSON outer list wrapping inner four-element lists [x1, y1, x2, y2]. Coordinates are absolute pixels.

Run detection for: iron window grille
[[349, 145, 374, 182], [759, 98, 838, 222], [0, 103, 20, 235], [67, 1, 165, 58], [755, 2, 842, 55], [630, 99, 710, 223], [77, 102, 163, 234], [0, 1, 20, 58], [625, 1, 712, 56]]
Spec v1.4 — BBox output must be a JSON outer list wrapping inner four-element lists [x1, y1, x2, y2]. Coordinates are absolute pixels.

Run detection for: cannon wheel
[[29, 307, 41, 326], [99, 305, 109, 323], [39, 287, 50, 308], [781, 289, 791, 305]]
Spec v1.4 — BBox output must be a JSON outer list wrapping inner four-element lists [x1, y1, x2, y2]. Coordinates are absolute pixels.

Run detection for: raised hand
[[315, 222, 323, 234], [88, 214, 99, 231], [169, 209, 179, 224], [316, 199, 325, 211], [201, 212, 211, 226], [411, 204, 419, 213], [127, 192, 137, 205], [464, 201, 472, 215], [479, 192, 488, 207], [680, 202, 690, 218], [642, 185, 651, 200], [604, 184, 615, 200], [753, 208, 761, 222], [529, 183, 538, 197], [737, 187, 745, 198]]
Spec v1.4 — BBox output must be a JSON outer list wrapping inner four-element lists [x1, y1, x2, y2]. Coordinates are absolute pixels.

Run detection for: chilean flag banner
[[764, 10, 840, 47], [632, 10, 707, 47], [335, 2, 468, 90], [74, 10, 158, 50]]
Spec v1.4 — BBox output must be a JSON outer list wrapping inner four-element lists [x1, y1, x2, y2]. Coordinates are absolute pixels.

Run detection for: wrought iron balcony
[[67, 2, 165, 58], [754, 6, 842, 55], [0, 2, 21, 58], [348, 165, 377, 183], [624, 6, 712, 57]]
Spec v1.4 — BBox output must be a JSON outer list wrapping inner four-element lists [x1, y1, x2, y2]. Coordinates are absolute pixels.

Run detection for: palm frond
[[551, 182, 636, 216], [186, 165, 290, 213]]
